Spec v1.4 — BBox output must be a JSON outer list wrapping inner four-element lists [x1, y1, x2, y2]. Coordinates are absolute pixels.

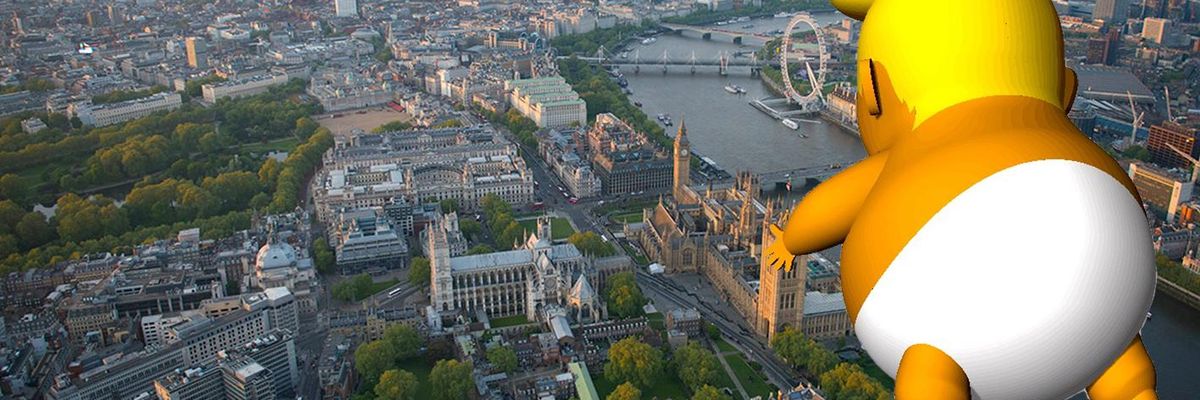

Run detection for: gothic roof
[[570, 275, 595, 301]]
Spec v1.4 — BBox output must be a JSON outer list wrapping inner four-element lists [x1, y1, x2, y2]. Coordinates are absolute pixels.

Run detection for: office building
[[201, 74, 290, 103], [586, 113, 672, 196], [68, 92, 183, 127], [1141, 17, 1172, 44], [185, 37, 207, 69], [221, 357, 275, 400], [1094, 0, 1130, 23], [332, 208, 410, 274], [335, 0, 357, 18], [1147, 122, 1200, 169], [154, 367, 224, 400], [1129, 162, 1194, 223], [506, 76, 587, 128]]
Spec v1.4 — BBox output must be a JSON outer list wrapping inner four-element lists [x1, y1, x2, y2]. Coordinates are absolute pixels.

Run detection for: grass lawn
[[623, 243, 650, 265], [239, 137, 300, 154], [517, 217, 575, 240], [646, 312, 664, 331], [395, 358, 434, 399], [591, 373, 690, 400], [611, 212, 643, 224], [724, 353, 776, 398], [366, 279, 399, 298], [714, 338, 737, 353], [490, 314, 532, 328]]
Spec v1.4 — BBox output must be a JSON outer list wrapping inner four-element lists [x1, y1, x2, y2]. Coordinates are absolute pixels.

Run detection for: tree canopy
[[429, 359, 474, 400], [817, 363, 891, 400], [690, 385, 732, 400], [354, 340, 398, 385], [604, 337, 663, 388], [383, 325, 423, 360], [607, 382, 642, 400], [408, 257, 430, 288], [770, 328, 838, 376], [332, 274, 376, 302], [486, 346, 518, 374], [569, 231, 614, 256], [605, 272, 646, 318], [375, 369, 419, 400], [674, 342, 721, 392]]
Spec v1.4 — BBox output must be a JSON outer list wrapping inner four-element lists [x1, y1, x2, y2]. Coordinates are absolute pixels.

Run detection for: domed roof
[[256, 240, 298, 270]]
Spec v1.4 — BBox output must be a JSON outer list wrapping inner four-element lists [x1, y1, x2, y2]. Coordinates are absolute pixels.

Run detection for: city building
[[335, 0, 357, 18], [154, 366, 224, 400], [634, 132, 853, 342], [586, 113, 672, 196], [1147, 122, 1200, 169], [48, 289, 298, 400], [1129, 162, 1194, 223], [538, 128, 603, 198], [201, 73, 290, 103], [505, 76, 587, 128], [1093, 0, 1131, 23], [420, 212, 469, 258], [68, 92, 183, 127], [331, 208, 409, 275], [313, 127, 534, 224], [307, 68, 395, 112], [185, 37, 208, 69], [429, 216, 631, 322], [665, 307, 702, 338], [220, 357, 275, 400], [802, 291, 850, 341], [1141, 17, 1172, 44]]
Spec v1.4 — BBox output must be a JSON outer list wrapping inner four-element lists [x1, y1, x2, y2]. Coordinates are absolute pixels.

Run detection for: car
[[568, 197, 578, 204]]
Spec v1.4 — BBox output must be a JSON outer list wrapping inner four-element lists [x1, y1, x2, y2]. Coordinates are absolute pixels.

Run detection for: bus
[[388, 288, 404, 298]]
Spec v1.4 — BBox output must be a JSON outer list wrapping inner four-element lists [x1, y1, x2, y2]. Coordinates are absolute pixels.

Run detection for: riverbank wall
[[1157, 276, 1200, 311]]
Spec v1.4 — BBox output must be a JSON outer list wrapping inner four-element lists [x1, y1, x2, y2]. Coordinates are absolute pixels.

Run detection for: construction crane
[[1127, 90, 1146, 146], [1164, 142, 1200, 183]]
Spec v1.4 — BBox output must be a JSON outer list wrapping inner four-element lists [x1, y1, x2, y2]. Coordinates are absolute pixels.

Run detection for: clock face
[[680, 149, 689, 156]]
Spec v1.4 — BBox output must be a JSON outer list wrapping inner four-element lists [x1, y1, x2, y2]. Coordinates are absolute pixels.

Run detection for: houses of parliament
[[632, 121, 851, 342]]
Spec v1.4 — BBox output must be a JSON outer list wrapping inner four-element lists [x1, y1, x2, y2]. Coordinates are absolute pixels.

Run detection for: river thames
[[621, 13, 1200, 397]]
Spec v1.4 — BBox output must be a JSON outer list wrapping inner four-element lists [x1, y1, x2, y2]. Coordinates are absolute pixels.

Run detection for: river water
[[624, 13, 1200, 397]]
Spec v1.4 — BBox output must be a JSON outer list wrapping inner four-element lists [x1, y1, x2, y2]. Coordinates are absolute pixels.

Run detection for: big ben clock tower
[[672, 118, 691, 203]]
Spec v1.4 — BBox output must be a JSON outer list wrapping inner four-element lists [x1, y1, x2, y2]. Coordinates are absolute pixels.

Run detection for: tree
[[355, 340, 398, 384], [294, 117, 319, 140], [383, 325, 422, 360], [0, 174, 30, 205], [691, 385, 732, 400], [429, 359, 473, 400], [604, 337, 663, 388], [467, 244, 495, 255], [569, 231, 614, 256], [15, 213, 54, 249], [439, 198, 459, 214], [487, 346, 518, 374], [770, 328, 838, 376], [459, 219, 482, 238], [375, 369, 419, 400], [313, 237, 336, 274], [605, 272, 646, 318], [608, 382, 642, 400], [333, 273, 375, 301], [705, 322, 721, 341], [408, 257, 430, 288], [674, 342, 720, 392], [0, 200, 24, 235], [373, 120, 413, 133], [818, 363, 891, 400]]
